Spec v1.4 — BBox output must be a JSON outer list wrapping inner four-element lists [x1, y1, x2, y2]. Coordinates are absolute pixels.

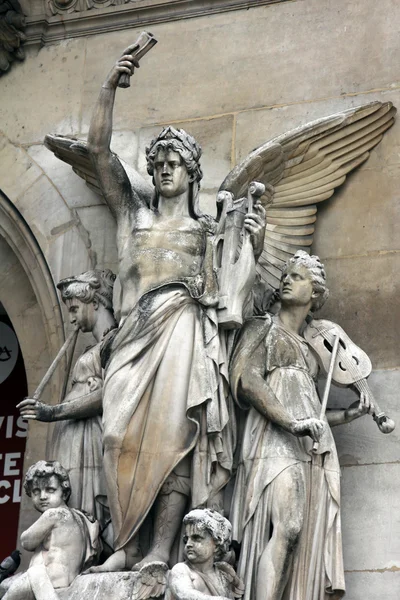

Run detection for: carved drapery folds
[[48, 0, 126, 15], [0, 0, 26, 74]]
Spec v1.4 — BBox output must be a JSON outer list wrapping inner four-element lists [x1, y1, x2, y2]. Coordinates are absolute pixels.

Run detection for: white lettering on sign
[[0, 480, 11, 504], [0, 415, 28, 439], [0, 480, 21, 504], [0, 452, 23, 504]]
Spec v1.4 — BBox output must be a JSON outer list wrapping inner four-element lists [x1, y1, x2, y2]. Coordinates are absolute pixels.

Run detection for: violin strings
[[311, 325, 377, 414]]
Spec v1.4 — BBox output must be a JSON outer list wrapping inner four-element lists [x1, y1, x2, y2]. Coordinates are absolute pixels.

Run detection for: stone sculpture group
[[5, 35, 396, 600]]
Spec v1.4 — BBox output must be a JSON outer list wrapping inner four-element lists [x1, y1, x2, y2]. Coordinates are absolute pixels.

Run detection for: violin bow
[[313, 332, 340, 452]]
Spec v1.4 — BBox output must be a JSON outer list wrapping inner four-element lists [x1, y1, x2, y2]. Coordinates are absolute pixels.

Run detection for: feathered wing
[[220, 102, 396, 289], [44, 134, 154, 202], [131, 562, 169, 600]]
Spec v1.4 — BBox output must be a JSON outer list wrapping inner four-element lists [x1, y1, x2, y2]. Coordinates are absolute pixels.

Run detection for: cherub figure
[[167, 509, 244, 600], [0, 461, 100, 600]]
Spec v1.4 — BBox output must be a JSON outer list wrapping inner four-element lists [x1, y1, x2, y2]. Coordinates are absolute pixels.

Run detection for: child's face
[[30, 475, 66, 513], [183, 524, 216, 565]]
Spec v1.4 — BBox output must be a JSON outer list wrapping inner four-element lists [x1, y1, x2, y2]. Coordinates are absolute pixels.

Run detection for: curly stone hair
[[24, 461, 71, 502], [183, 509, 232, 560], [281, 250, 329, 312], [57, 269, 116, 311], [146, 126, 203, 185], [146, 126, 204, 219]]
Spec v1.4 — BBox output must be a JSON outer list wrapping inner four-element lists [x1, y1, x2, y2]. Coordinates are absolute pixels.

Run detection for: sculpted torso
[[117, 206, 206, 317], [29, 508, 86, 588]]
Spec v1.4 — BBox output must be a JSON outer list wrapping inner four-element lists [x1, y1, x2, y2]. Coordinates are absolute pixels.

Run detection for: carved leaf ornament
[[45, 102, 396, 290], [48, 0, 126, 14], [0, 0, 26, 74]]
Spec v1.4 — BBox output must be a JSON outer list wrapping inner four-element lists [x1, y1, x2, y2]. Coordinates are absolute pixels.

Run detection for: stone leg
[[132, 454, 191, 570], [2, 573, 35, 600], [256, 464, 306, 600]]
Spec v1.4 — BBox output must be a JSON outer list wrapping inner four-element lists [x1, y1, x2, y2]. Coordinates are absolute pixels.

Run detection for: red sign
[[0, 316, 28, 557]]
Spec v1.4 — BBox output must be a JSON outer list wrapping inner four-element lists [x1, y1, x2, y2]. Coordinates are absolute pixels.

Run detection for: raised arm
[[87, 44, 145, 219], [238, 342, 325, 442], [17, 388, 102, 423]]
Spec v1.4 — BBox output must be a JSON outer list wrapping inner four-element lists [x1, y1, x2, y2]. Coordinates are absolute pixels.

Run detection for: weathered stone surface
[[27, 144, 102, 209], [328, 369, 400, 466], [47, 225, 93, 283], [76, 205, 118, 272], [318, 252, 400, 369], [0, 38, 85, 144], [341, 463, 400, 571], [80, 1, 400, 131], [57, 572, 141, 600], [0, 136, 42, 202], [344, 571, 400, 600], [12, 175, 72, 251]]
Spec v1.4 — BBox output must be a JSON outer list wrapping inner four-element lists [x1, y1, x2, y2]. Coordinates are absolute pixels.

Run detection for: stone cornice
[[25, 0, 291, 46]]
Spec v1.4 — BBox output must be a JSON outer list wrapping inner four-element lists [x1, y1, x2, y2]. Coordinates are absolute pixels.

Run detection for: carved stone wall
[[0, 0, 399, 596], [0, 0, 26, 74]]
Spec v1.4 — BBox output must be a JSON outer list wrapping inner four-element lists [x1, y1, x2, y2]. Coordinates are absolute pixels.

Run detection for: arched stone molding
[[0, 195, 65, 563]]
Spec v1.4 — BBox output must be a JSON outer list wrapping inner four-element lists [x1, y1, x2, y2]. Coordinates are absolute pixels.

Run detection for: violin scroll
[[373, 412, 395, 434]]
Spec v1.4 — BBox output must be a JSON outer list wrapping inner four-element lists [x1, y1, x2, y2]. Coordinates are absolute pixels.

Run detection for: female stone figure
[[18, 270, 117, 532], [229, 251, 374, 600]]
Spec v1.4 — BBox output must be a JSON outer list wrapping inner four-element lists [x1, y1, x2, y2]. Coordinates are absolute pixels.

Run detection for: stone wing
[[44, 133, 154, 201], [131, 562, 168, 600], [220, 102, 396, 289]]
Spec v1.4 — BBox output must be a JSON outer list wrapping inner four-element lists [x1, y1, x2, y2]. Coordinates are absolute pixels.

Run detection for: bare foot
[[131, 551, 169, 571], [83, 549, 126, 574]]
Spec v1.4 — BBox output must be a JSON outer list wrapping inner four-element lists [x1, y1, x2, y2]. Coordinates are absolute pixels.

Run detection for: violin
[[303, 319, 395, 434]]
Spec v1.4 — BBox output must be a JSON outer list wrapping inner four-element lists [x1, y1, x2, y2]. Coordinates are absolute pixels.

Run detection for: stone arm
[[238, 342, 325, 443], [326, 392, 373, 427], [87, 49, 147, 220], [20, 509, 61, 552], [168, 565, 230, 600], [17, 388, 102, 422]]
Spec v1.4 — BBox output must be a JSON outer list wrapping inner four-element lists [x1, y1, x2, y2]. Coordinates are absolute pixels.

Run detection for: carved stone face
[[153, 148, 190, 198], [183, 523, 216, 564], [280, 264, 316, 308], [30, 475, 66, 513], [65, 297, 97, 333]]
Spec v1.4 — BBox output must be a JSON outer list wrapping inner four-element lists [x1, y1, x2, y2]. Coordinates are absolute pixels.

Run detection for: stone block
[[137, 115, 234, 217], [327, 369, 400, 466], [111, 129, 140, 171], [27, 144, 102, 209], [0, 137, 42, 202], [81, 1, 400, 131], [58, 572, 144, 600], [0, 39, 86, 144], [340, 463, 400, 571], [12, 175, 72, 253], [344, 571, 400, 600], [46, 225, 93, 284], [317, 252, 400, 369]]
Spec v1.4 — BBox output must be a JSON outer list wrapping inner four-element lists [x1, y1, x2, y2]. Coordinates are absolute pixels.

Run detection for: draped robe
[[230, 315, 345, 600], [101, 284, 234, 551]]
